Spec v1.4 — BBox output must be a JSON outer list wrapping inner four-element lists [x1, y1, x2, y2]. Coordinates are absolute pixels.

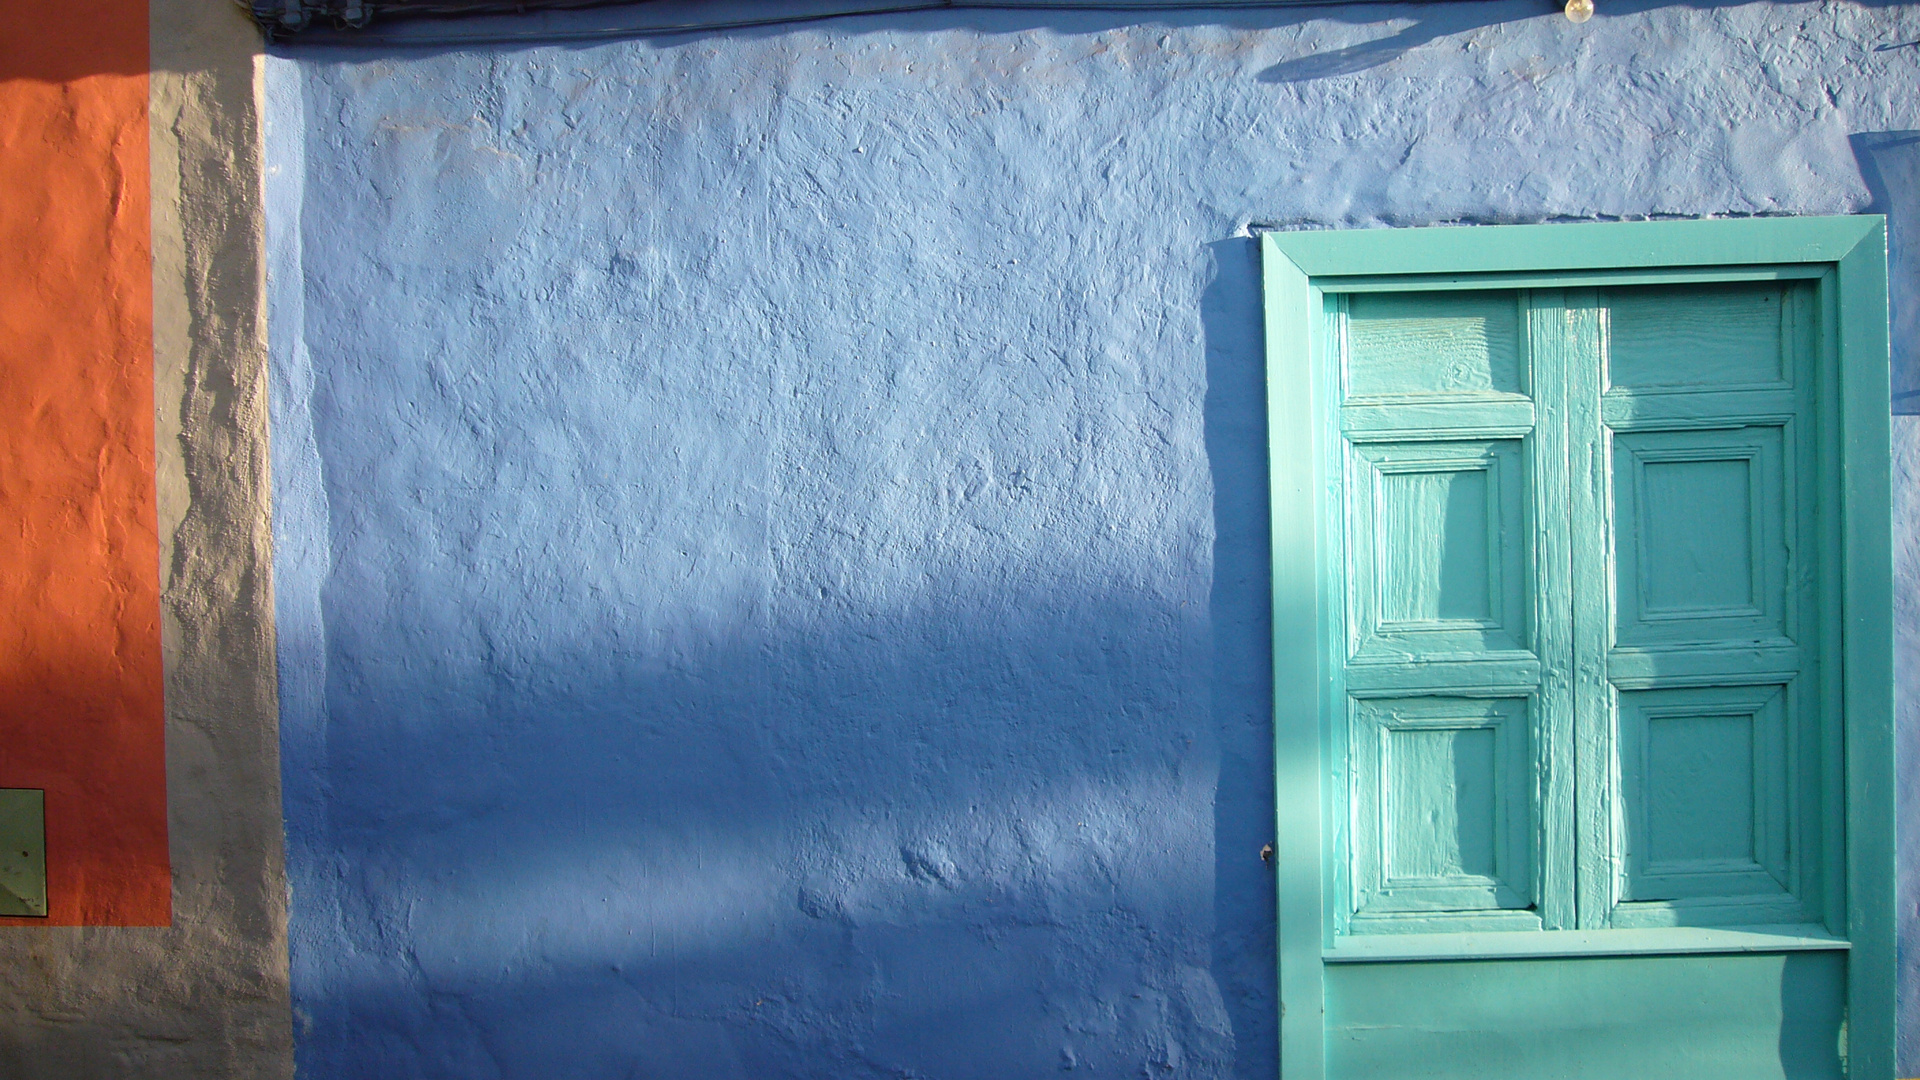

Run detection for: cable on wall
[[246, 0, 1572, 43]]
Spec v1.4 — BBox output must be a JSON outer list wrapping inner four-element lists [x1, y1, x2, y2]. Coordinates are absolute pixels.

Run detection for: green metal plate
[[0, 789, 47, 917]]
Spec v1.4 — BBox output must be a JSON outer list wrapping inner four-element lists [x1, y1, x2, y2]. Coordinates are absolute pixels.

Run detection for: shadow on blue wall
[[1850, 130, 1920, 413], [1200, 235, 1278, 1078], [290, 598, 1253, 1075], [289, 595, 1274, 1077]]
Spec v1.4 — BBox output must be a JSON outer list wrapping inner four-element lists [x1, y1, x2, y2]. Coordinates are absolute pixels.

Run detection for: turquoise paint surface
[[1326, 952, 1847, 1079], [264, 3, 1920, 1076], [1286, 241, 1882, 1074]]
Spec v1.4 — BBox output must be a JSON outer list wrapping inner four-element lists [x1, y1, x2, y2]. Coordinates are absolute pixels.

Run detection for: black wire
[[271, 0, 1482, 46]]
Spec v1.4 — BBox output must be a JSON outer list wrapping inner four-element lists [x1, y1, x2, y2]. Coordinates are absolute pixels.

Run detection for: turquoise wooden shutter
[[1336, 281, 1828, 939], [1262, 219, 1893, 1080], [1336, 289, 1560, 937], [1589, 282, 1825, 931]]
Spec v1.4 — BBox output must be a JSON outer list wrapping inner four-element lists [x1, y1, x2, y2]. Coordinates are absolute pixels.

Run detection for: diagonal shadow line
[[1257, 24, 1434, 80], [1256, 5, 1492, 82]]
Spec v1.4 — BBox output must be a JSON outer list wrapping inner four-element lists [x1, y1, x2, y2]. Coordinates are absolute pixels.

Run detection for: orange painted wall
[[0, 0, 167, 925]]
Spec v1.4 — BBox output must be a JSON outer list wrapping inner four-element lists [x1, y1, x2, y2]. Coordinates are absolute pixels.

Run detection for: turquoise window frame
[[1262, 217, 1893, 1080]]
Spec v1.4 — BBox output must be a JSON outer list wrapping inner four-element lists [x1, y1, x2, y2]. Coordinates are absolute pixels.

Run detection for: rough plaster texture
[[150, 0, 296, 1072], [267, 2, 1920, 1075], [0, 1, 294, 1076]]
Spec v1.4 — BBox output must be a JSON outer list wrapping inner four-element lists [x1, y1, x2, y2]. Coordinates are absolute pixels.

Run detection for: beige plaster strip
[[149, 0, 294, 1072]]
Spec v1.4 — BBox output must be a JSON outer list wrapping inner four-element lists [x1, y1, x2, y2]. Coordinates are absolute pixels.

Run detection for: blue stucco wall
[[264, 3, 1920, 1075]]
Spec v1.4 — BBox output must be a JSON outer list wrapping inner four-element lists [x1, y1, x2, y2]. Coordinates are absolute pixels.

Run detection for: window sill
[[1323, 924, 1849, 963]]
